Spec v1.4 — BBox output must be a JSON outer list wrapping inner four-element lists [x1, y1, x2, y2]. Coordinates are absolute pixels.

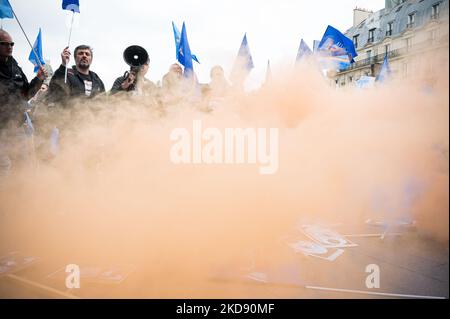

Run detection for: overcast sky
[[2, 0, 384, 89]]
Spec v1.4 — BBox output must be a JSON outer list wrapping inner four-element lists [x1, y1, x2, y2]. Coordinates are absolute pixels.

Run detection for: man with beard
[[47, 45, 105, 106]]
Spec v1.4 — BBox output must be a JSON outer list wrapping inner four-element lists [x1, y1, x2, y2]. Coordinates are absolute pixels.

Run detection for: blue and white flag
[[28, 28, 45, 73], [0, 0, 13, 19], [231, 33, 254, 83], [172, 21, 199, 64], [296, 39, 312, 62], [376, 55, 391, 83], [62, 0, 80, 13], [235, 33, 254, 71], [318, 25, 357, 62]]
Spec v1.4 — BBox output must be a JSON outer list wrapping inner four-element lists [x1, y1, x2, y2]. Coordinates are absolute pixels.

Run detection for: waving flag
[[296, 39, 312, 62], [235, 33, 254, 71], [178, 22, 194, 77], [318, 25, 357, 61], [28, 28, 45, 73], [62, 0, 80, 13], [231, 33, 254, 84], [0, 0, 13, 19], [376, 55, 391, 83], [172, 22, 199, 64]]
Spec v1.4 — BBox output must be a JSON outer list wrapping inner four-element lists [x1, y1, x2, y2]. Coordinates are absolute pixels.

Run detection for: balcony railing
[[336, 36, 448, 74], [338, 51, 399, 72]]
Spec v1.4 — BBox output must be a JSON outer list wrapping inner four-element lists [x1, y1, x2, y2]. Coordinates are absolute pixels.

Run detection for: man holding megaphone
[[110, 45, 156, 96]]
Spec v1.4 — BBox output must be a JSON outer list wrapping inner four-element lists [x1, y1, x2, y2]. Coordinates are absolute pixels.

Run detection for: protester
[[0, 29, 48, 182], [110, 57, 157, 96], [208, 65, 230, 98], [160, 63, 185, 105], [0, 29, 48, 130], [47, 45, 105, 106]]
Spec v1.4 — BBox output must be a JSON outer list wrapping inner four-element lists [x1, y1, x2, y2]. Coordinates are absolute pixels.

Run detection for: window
[[432, 3, 440, 19], [386, 22, 393, 36], [367, 50, 372, 62], [368, 28, 375, 43], [430, 29, 438, 42], [385, 44, 391, 54], [406, 37, 413, 50], [407, 13, 416, 28], [353, 35, 359, 48]]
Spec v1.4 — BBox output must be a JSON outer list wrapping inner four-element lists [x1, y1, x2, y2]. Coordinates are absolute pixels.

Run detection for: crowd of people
[[0, 29, 236, 180]]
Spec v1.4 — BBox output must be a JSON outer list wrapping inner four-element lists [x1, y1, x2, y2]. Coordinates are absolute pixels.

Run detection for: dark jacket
[[110, 75, 132, 95], [0, 57, 43, 129], [110, 74, 157, 96], [47, 64, 105, 106]]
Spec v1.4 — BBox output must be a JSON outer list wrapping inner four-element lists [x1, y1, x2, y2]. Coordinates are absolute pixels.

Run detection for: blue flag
[[318, 25, 357, 62], [178, 22, 194, 78], [296, 39, 312, 62], [236, 33, 254, 71], [172, 22, 199, 64], [0, 0, 13, 19], [28, 28, 45, 73], [62, 0, 80, 13], [376, 54, 391, 82]]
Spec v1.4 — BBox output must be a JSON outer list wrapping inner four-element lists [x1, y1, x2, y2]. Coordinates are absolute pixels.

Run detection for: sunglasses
[[0, 41, 15, 47]]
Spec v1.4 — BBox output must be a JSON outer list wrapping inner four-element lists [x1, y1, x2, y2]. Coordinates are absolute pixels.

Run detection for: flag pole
[[64, 10, 75, 83], [9, 7, 43, 70]]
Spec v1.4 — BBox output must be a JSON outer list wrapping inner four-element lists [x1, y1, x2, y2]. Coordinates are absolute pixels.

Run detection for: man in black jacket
[[0, 29, 47, 130], [47, 45, 105, 106], [110, 58, 157, 96], [0, 29, 48, 181]]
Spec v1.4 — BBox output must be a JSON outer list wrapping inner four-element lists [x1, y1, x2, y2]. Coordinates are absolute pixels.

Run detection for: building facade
[[333, 0, 449, 87]]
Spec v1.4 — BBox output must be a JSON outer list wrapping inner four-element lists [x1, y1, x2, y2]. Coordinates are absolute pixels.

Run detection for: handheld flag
[[62, 0, 80, 13], [231, 33, 254, 84], [296, 39, 312, 62], [28, 28, 45, 73], [62, 0, 80, 83], [376, 55, 391, 82], [317, 25, 357, 72], [0, 0, 13, 19], [172, 22, 199, 64], [318, 25, 357, 62], [178, 22, 194, 77], [235, 33, 254, 71]]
